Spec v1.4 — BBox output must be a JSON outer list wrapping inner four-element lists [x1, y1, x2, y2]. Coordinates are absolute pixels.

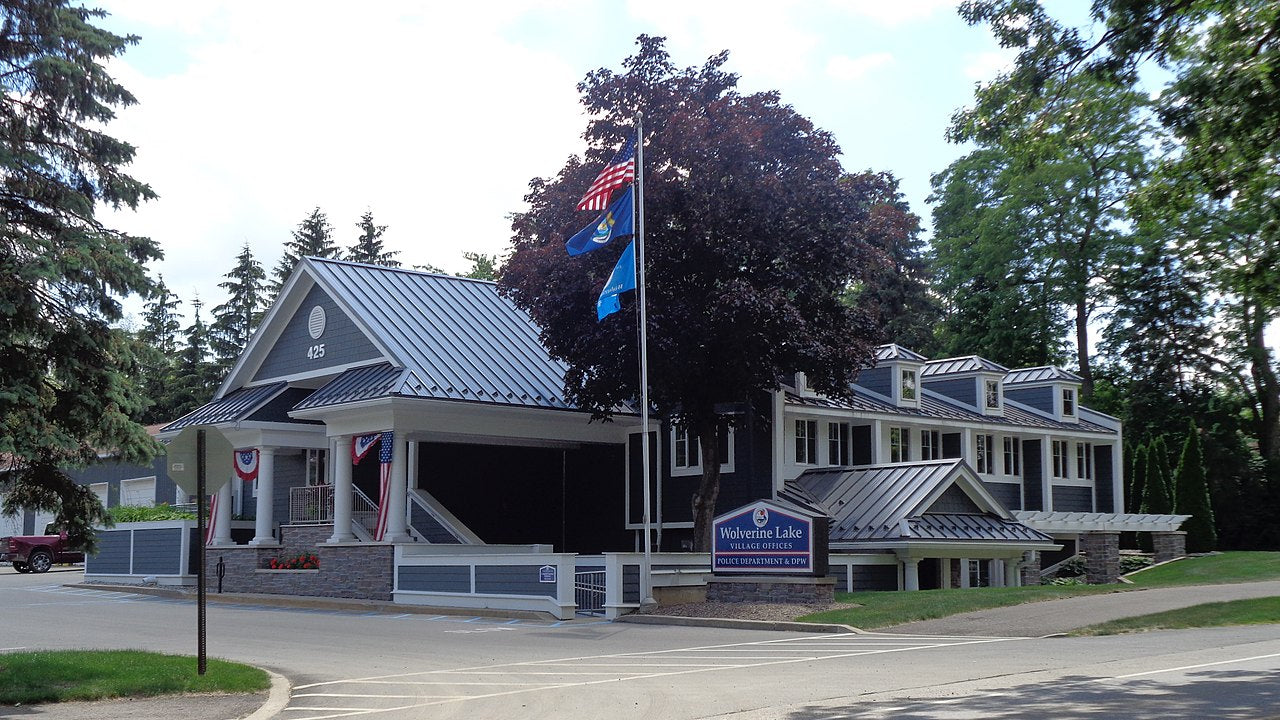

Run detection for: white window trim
[[826, 421, 850, 466], [1048, 439, 1093, 485], [671, 426, 735, 477], [794, 419, 818, 467], [889, 426, 912, 463], [983, 377, 1003, 413], [89, 482, 110, 508], [1002, 435, 1022, 479], [975, 433, 995, 475], [1060, 386, 1077, 419], [920, 429, 941, 461], [120, 475, 157, 507], [893, 366, 921, 408]]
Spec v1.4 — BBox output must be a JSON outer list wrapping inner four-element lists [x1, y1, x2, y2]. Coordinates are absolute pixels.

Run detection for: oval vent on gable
[[308, 306, 326, 339]]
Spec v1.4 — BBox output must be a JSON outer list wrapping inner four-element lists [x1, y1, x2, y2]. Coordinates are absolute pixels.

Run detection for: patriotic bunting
[[234, 448, 259, 482], [352, 433, 381, 464], [374, 433, 394, 541]]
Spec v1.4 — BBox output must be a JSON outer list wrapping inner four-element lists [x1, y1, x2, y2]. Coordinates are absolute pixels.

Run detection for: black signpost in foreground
[[196, 428, 207, 675]]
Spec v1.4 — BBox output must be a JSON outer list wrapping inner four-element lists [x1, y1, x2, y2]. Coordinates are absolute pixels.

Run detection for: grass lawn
[[0, 650, 269, 705], [1070, 596, 1280, 636], [798, 551, 1280, 630]]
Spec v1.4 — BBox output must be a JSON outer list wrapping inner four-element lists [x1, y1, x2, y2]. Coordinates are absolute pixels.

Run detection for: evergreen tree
[[0, 0, 161, 547], [211, 243, 267, 373], [167, 296, 221, 419], [1174, 421, 1217, 552], [136, 277, 182, 423], [346, 210, 399, 266], [460, 252, 499, 281], [1127, 444, 1147, 515], [272, 207, 339, 292], [1151, 435, 1176, 509], [1141, 440, 1173, 515]]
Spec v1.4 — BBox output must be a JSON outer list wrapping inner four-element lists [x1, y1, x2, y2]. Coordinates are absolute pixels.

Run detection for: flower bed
[[266, 552, 319, 570]]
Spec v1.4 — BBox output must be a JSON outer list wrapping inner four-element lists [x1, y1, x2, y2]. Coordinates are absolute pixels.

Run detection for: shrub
[[266, 553, 319, 570], [1121, 554, 1153, 574], [108, 504, 197, 522]]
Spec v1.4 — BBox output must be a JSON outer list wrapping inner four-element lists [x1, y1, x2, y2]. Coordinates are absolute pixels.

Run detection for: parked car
[[1, 524, 85, 573]]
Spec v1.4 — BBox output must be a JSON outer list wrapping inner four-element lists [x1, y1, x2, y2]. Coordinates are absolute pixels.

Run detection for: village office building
[[77, 258, 1185, 615]]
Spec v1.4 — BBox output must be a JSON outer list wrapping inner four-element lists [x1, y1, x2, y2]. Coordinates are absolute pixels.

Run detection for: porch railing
[[289, 485, 334, 525], [352, 485, 379, 538]]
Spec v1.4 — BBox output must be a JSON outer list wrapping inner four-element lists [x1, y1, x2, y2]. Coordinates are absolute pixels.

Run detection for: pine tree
[[1141, 440, 1173, 515], [1151, 435, 1176, 510], [1174, 421, 1217, 552], [460, 252, 499, 281], [272, 207, 339, 292], [0, 0, 161, 547], [211, 243, 267, 373], [167, 296, 221, 419], [1127, 444, 1147, 515], [346, 210, 400, 266], [136, 277, 182, 423]]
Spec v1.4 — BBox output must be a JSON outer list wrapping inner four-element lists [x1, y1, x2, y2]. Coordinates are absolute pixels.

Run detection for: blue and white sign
[[713, 501, 813, 573], [538, 564, 557, 584]]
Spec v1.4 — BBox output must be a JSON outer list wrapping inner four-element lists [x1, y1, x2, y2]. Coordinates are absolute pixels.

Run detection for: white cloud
[[826, 52, 893, 82], [963, 49, 1016, 81], [828, 0, 953, 26]]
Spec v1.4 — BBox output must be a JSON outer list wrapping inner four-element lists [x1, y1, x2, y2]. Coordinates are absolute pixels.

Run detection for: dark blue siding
[[272, 453, 308, 529], [474, 565, 557, 597], [253, 283, 382, 381], [1052, 486, 1093, 512], [1006, 386, 1054, 414], [854, 367, 891, 397], [86, 530, 132, 574], [73, 456, 175, 508], [131, 528, 183, 574], [851, 565, 898, 591], [399, 566, 470, 593], [928, 485, 982, 513], [1023, 440, 1043, 510], [623, 563, 640, 603], [1094, 445, 1115, 512], [983, 481, 1021, 511], [924, 377, 976, 406]]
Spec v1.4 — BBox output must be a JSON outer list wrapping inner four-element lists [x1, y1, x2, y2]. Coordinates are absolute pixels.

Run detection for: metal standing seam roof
[[787, 460, 1051, 543], [303, 258, 574, 410], [1004, 366, 1083, 385], [874, 344, 928, 363], [922, 355, 1010, 377], [292, 363, 405, 410], [161, 382, 287, 432], [784, 387, 1115, 434]]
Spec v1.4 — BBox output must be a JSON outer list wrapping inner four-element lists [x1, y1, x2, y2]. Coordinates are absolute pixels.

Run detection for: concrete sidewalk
[[882, 580, 1280, 637]]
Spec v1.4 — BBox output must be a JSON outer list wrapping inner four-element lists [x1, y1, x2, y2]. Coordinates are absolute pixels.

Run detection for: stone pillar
[[1080, 531, 1120, 584], [210, 481, 234, 545], [249, 448, 278, 546], [1020, 551, 1042, 587], [1004, 557, 1021, 587], [329, 435, 354, 543], [383, 435, 410, 542], [1152, 531, 1187, 563], [903, 558, 920, 591]]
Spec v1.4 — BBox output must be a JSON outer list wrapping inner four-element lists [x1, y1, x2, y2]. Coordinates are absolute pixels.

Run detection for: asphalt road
[[2, 566, 1279, 719]]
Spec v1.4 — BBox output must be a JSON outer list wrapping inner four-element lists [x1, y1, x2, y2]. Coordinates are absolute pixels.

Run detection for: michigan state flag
[[566, 188, 634, 256], [597, 240, 636, 321]]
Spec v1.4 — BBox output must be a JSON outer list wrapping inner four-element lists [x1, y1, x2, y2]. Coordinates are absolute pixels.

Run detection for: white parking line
[[1103, 652, 1280, 681]]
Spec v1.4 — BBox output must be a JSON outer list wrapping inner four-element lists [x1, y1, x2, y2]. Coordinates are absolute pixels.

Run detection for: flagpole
[[635, 111, 656, 608]]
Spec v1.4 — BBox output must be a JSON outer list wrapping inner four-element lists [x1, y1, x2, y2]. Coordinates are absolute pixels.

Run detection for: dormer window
[[901, 369, 917, 401], [1062, 387, 1076, 417], [984, 379, 1001, 410]]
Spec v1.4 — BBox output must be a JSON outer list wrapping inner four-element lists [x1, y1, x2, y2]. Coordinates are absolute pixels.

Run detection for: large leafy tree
[[210, 242, 267, 374], [346, 209, 399, 266], [0, 0, 160, 547], [271, 207, 339, 292], [500, 36, 886, 550]]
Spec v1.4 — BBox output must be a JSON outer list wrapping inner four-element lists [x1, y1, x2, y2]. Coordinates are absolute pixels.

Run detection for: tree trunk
[[1244, 301, 1280, 472], [690, 417, 722, 553], [1076, 294, 1093, 398]]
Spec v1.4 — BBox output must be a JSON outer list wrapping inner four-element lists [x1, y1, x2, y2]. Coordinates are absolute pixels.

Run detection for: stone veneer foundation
[[1080, 531, 1121, 584], [706, 576, 835, 604], [206, 524, 394, 600], [1152, 531, 1187, 564]]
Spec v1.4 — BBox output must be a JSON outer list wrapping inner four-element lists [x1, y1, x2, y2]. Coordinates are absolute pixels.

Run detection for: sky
[[93, 0, 1083, 329]]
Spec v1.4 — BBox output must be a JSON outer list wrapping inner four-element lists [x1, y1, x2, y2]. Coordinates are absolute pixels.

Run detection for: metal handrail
[[351, 485, 379, 536], [289, 485, 334, 525]]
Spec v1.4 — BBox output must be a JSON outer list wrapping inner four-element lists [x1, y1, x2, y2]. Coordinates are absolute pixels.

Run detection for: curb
[[66, 583, 559, 621], [243, 669, 291, 720], [616, 614, 862, 634]]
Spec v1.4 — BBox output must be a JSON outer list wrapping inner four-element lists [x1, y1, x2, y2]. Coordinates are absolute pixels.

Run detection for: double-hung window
[[796, 420, 818, 465], [890, 427, 911, 463], [827, 422, 850, 466], [976, 434, 995, 474], [672, 424, 734, 475], [920, 429, 941, 460], [901, 369, 917, 401], [1003, 436, 1021, 477], [674, 426, 700, 469], [1062, 388, 1076, 418], [1076, 442, 1094, 480], [1051, 440, 1070, 479], [985, 379, 1001, 410]]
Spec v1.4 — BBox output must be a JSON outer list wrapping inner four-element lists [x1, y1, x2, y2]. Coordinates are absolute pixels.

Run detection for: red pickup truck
[[1, 525, 85, 573]]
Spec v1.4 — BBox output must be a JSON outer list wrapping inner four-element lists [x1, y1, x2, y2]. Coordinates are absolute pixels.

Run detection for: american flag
[[576, 134, 636, 211], [205, 492, 218, 545], [374, 432, 394, 541]]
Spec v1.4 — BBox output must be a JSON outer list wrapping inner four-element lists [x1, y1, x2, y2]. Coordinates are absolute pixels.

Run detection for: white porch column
[[383, 435, 410, 542], [210, 481, 234, 546], [959, 558, 971, 588], [903, 558, 920, 591], [1042, 438, 1054, 511], [939, 559, 952, 589], [1005, 557, 1021, 587], [329, 435, 354, 543], [249, 447, 278, 546]]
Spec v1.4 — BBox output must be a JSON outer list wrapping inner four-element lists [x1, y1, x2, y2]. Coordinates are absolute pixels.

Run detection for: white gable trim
[[215, 260, 399, 398]]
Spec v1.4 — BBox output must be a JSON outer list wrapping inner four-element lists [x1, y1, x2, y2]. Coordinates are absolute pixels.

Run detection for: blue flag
[[566, 188, 634, 256], [596, 240, 636, 321]]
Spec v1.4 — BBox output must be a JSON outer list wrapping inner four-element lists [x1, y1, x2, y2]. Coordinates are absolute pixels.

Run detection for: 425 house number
[[306, 343, 326, 360]]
